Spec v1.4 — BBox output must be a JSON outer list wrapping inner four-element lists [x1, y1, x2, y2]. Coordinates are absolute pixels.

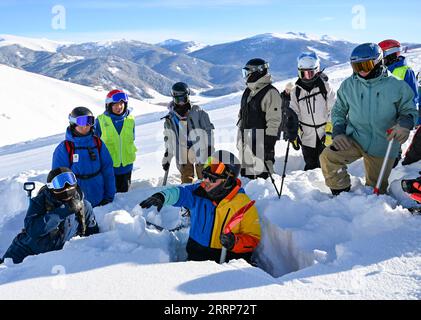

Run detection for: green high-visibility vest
[[98, 114, 137, 167], [392, 65, 409, 80]]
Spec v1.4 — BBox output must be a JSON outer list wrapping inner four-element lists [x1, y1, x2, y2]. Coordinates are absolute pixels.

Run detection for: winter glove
[[139, 192, 165, 212], [220, 232, 236, 251], [98, 199, 112, 207], [283, 107, 299, 142], [162, 162, 170, 171], [331, 134, 352, 151], [387, 125, 411, 145], [324, 122, 333, 147], [291, 137, 301, 151]]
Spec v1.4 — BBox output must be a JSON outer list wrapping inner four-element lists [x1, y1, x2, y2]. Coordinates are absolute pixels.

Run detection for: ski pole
[[279, 141, 291, 198], [23, 182, 35, 206], [220, 200, 255, 264], [264, 161, 281, 199], [374, 130, 395, 195]]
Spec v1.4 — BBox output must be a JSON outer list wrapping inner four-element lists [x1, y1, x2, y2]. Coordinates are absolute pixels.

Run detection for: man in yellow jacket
[[140, 150, 261, 264]]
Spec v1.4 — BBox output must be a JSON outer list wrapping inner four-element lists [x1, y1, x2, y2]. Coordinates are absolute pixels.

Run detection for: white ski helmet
[[297, 51, 320, 80]]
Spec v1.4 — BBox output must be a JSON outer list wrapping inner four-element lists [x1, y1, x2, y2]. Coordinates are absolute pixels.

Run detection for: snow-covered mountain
[[0, 49, 420, 299], [0, 32, 364, 99]]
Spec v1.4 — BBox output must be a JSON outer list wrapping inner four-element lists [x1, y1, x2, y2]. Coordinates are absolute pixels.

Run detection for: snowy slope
[[0, 64, 167, 147], [0, 50, 420, 299]]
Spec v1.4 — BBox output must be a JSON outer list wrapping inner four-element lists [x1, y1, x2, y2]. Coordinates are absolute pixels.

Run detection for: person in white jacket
[[289, 52, 336, 171]]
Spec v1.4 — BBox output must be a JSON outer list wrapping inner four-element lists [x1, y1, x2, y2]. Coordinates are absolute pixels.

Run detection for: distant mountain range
[[0, 33, 418, 99]]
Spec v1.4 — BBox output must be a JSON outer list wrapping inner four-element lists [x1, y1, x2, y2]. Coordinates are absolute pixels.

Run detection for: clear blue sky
[[0, 0, 419, 44]]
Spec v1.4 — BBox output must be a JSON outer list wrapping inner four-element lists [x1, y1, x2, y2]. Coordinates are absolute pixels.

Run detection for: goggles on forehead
[[69, 115, 95, 127], [106, 92, 129, 105], [46, 172, 77, 190]]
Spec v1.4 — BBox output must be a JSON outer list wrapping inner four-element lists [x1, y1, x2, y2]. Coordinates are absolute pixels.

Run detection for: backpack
[[64, 135, 102, 166], [295, 77, 328, 103]]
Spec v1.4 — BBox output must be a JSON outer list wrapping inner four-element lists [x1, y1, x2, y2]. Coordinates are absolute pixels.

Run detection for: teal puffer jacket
[[332, 70, 417, 158]]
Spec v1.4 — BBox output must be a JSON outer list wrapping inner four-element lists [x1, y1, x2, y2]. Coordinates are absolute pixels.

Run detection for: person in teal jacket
[[320, 43, 417, 195]]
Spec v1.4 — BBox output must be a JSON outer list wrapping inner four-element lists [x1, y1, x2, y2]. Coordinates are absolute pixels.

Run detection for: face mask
[[52, 186, 77, 202]]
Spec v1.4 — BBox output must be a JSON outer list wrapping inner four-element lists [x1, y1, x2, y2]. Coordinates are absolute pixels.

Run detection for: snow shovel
[[23, 182, 35, 206], [374, 130, 395, 195], [220, 200, 256, 264]]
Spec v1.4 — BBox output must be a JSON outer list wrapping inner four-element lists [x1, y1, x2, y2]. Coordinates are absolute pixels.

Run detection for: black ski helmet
[[171, 82, 190, 106], [242, 58, 269, 83], [47, 167, 78, 201]]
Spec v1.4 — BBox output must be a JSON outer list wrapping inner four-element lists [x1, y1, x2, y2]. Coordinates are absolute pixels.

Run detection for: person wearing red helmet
[[95, 89, 137, 193], [379, 40, 419, 124]]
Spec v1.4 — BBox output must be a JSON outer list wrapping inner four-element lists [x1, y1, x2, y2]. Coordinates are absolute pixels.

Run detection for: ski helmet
[[202, 150, 241, 200], [171, 82, 190, 106], [379, 39, 402, 66], [350, 43, 383, 75], [47, 167, 78, 201], [105, 89, 129, 113], [68, 107, 95, 129], [242, 58, 269, 83], [297, 51, 320, 81]]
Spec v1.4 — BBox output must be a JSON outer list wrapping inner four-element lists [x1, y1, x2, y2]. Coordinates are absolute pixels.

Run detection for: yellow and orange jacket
[[161, 180, 261, 253]]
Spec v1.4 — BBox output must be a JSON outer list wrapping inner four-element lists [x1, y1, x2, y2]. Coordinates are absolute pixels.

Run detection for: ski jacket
[[237, 74, 282, 138], [2, 187, 98, 264], [52, 128, 116, 207], [95, 110, 137, 175], [290, 76, 336, 148], [161, 180, 261, 254], [163, 103, 215, 167], [333, 69, 417, 158], [387, 56, 420, 124]]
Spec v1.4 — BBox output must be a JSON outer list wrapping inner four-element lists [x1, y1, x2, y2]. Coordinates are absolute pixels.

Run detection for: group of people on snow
[[1, 39, 421, 266]]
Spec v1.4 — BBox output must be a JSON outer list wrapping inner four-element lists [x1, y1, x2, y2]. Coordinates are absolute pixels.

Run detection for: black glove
[[283, 107, 299, 142], [162, 162, 170, 171], [139, 192, 165, 212], [98, 199, 112, 206], [220, 232, 236, 251]]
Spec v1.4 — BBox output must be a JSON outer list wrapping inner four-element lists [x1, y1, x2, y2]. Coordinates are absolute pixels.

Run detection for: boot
[[330, 186, 351, 196]]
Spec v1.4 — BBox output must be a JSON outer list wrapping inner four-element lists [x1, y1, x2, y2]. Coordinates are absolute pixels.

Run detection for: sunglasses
[[46, 172, 77, 190], [68, 115, 95, 127]]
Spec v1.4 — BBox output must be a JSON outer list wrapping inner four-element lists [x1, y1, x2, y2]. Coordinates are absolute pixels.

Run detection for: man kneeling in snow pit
[[140, 150, 261, 264], [1, 167, 99, 264]]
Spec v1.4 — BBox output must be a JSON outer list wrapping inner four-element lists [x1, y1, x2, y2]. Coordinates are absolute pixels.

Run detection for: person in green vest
[[95, 89, 137, 193], [379, 40, 419, 124]]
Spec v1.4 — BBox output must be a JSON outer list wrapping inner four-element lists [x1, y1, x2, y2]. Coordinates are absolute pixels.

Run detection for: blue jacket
[[2, 187, 98, 264], [388, 56, 420, 124], [52, 128, 116, 207], [333, 69, 417, 158], [94, 110, 135, 175]]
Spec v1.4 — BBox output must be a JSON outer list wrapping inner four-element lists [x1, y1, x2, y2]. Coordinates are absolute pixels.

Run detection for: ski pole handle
[[162, 168, 169, 186]]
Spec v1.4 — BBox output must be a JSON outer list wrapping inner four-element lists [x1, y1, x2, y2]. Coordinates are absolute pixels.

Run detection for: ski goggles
[[242, 63, 269, 79], [351, 59, 378, 74], [172, 94, 189, 105], [202, 157, 227, 182], [68, 115, 95, 127], [46, 172, 77, 190], [106, 92, 129, 105], [299, 68, 318, 80]]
